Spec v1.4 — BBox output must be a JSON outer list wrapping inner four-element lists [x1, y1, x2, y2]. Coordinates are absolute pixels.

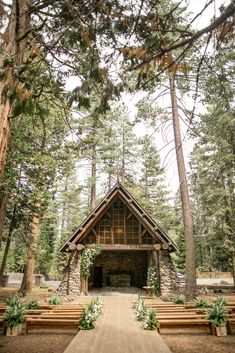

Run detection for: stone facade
[[159, 250, 180, 299], [57, 250, 81, 301], [57, 249, 179, 298]]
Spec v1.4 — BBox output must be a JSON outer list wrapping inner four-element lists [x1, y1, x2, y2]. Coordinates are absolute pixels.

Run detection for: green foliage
[[142, 308, 159, 330], [5, 295, 22, 308], [48, 296, 61, 305], [213, 297, 227, 307], [194, 298, 209, 309], [3, 301, 26, 327], [133, 297, 148, 321], [39, 284, 48, 289], [80, 246, 102, 278], [78, 298, 103, 330], [133, 297, 159, 330], [26, 298, 39, 310], [207, 299, 228, 327], [173, 295, 186, 304], [189, 43, 235, 274], [147, 266, 159, 296], [134, 133, 174, 231]]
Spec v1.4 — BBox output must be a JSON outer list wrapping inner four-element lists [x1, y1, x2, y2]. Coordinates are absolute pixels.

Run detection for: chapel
[[58, 182, 179, 298]]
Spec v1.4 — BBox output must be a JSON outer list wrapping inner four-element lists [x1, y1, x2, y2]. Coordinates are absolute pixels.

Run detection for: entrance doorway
[[93, 266, 103, 288]]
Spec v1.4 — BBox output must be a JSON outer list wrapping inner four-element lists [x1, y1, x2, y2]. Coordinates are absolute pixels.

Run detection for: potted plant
[[173, 294, 186, 304], [26, 298, 39, 310], [48, 296, 61, 305], [207, 301, 228, 336], [3, 302, 26, 336]]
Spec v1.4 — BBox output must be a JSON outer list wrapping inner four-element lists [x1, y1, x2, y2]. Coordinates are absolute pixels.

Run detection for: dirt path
[[64, 295, 172, 353]]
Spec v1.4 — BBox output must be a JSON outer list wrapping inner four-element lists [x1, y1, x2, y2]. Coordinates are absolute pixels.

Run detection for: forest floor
[[0, 286, 234, 353]]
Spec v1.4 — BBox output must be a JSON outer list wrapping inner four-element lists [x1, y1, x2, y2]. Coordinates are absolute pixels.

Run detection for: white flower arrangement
[[133, 297, 159, 330], [78, 297, 103, 330]]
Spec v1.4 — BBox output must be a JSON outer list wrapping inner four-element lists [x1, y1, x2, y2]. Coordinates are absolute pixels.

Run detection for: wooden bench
[[0, 317, 4, 327], [27, 314, 82, 320], [227, 317, 235, 334], [25, 318, 80, 333], [158, 318, 212, 334]]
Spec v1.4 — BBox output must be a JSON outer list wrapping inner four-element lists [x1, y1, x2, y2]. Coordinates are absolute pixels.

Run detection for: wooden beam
[[77, 244, 85, 251], [72, 189, 119, 244], [139, 221, 142, 245], [92, 228, 97, 236], [127, 212, 133, 220], [124, 203, 127, 245], [154, 244, 162, 251], [118, 193, 165, 243], [68, 243, 77, 251], [162, 243, 169, 250], [141, 229, 147, 236], [85, 244, 154, 251]]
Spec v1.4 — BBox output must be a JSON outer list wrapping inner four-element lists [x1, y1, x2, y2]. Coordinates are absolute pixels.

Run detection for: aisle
[[64, 296, 172, 353]]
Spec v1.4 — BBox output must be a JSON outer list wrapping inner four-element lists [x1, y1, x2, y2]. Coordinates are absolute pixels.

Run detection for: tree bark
[[90, 143, 97, 211], [169, 75, 196, 300], [121, 121, 125, 183], [0, 205, 17, 284], [19, 197, 40, 296], [0, 187, 9, 249], [0, 0, 32, 177]]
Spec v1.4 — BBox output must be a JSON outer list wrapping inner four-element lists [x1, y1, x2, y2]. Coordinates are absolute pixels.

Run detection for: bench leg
[[209, 323, 214, 335], [226, 322, 232, 335]]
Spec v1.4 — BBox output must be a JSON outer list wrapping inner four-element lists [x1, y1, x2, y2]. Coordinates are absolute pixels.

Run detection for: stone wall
[[57, 250, 81, 301], [159, 250, 180, 298], [93, 251, 147, 287]]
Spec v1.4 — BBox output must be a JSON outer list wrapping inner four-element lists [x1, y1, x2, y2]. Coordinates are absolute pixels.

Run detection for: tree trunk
[[108, 169, 112, 191], [0, 188, 9, 249], [90, 144, 97, 211], [0, 205, 17, 284], [0, 0, 32, 177], [121, 122, 125, 183], [19, 197, 40, 296], [169, 75, 196, 300]]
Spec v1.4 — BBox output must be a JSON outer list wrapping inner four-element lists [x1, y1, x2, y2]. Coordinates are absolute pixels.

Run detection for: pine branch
[[129, 1, 235, 71]]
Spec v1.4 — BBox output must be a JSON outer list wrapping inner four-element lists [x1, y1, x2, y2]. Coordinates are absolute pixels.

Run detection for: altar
[[109, 274, 131, 287]]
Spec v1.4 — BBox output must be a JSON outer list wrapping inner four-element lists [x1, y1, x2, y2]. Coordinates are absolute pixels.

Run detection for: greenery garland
[[80, 246, 102, 278], [147, 266, 159, 296]]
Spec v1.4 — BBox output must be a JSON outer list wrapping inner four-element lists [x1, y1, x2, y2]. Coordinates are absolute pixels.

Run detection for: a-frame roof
[[60, 182, 177, 252]]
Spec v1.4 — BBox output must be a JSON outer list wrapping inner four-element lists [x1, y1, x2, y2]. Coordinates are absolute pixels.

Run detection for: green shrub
[[142, 308, 159, 330], [5, 295, 22, 308], [26, 298, 39, 310], [48, 296, 61, 305], [78, 297, 103, 330], [213, 297, 227, 307], [194, 298, 209, 309], [39, 284, 48, 289], [207, 302, 228, 327], [173, 294, 186, 304], [3, 302, 26, 327]]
